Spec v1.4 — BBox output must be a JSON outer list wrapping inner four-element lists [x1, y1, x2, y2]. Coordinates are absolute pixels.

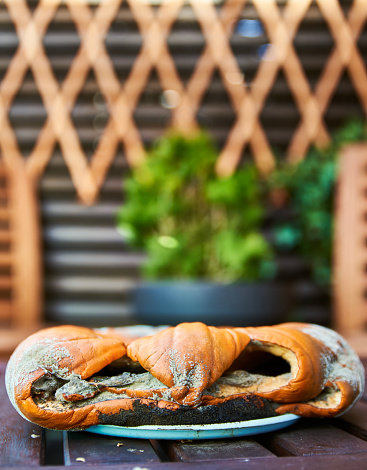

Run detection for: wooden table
[[1, 360, 367, 469]]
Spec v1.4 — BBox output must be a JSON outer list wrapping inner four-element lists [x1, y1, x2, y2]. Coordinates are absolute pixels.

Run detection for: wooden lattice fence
[[1, 0, 367, 204]]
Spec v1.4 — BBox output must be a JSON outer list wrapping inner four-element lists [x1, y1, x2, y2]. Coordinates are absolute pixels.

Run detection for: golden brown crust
[[127, 322, 251, 405], [6, 325, 127, 430], [240, 324, 330, 403], [242, 322, 365, 417], [275, 380, 356, 418]]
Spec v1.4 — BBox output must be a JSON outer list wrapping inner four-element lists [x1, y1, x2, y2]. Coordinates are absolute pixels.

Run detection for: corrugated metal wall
[[0, 1, 363, 326]]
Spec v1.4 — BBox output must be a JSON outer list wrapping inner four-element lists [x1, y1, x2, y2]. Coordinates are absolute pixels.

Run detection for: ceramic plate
[[86, 414, 300, 440]]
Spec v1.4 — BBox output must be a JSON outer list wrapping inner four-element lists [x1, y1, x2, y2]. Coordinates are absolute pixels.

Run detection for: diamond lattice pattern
[[1, 0, 367, 204]]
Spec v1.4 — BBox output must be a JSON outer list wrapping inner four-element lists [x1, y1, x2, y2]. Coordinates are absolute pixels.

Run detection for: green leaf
[[117, 130, 272, 281], [270, 119, 367, 286], [274, 226, 301, 251]]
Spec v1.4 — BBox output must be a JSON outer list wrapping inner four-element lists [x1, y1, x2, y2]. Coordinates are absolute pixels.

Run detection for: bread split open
[[5, 322, 365, 430]]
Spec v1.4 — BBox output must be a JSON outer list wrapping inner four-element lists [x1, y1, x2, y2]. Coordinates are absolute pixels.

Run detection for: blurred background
[[1, 0, 367, 357]]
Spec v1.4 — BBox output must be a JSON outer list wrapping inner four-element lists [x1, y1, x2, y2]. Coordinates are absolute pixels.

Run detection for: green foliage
[[271, 120, 367, 286], [117, 131, 274, 282], [118, 121, 367, 286]]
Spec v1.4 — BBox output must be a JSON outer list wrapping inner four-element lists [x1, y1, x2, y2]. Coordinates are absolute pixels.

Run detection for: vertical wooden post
[[334, 144, 367, 335], [7, 159, 42, 330]]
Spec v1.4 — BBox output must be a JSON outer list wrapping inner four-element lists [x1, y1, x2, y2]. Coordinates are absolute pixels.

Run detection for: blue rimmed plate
[[86, 414, 300, 440]]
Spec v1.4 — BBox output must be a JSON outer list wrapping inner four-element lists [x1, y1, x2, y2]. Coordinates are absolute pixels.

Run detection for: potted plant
[[117, 130, 290, 326], [270, 120, 367, 289]]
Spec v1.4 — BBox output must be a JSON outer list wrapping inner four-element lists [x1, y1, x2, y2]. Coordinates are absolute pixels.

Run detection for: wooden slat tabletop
[[161, 437, 275, 462], [64, 431, 161, 465], [1, 360, 367, 469]]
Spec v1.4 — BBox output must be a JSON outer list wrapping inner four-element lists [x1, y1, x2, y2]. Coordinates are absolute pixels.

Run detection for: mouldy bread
[[5, 322, 365, 430]]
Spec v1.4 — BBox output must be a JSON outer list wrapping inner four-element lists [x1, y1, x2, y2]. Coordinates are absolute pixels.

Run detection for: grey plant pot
[[133, 281, 290, 327]]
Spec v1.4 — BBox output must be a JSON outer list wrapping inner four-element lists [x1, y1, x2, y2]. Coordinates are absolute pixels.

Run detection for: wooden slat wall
[[0, 0, 365, 326]]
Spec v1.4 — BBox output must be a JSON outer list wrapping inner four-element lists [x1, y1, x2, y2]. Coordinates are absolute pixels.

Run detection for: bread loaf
[[5, 322, 364, 430]]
